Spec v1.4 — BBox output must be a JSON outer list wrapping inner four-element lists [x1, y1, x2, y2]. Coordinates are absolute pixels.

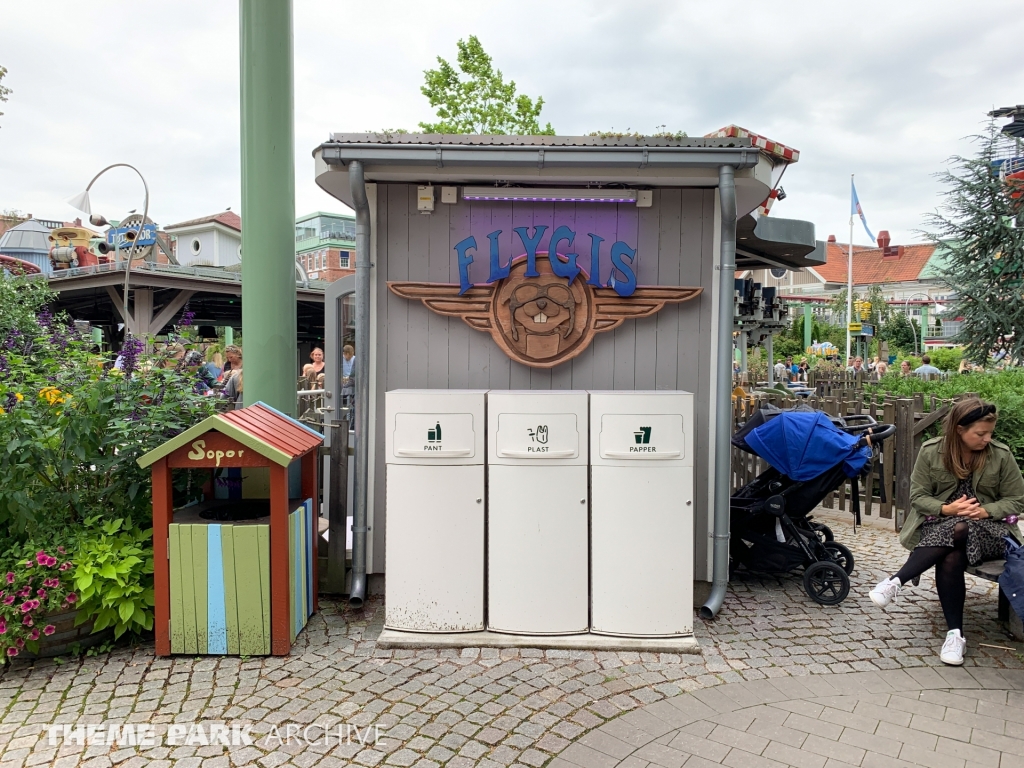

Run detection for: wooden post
[[327, 419, 349, 594], [269, 463, 291, 655], [895, 399, 915, 530], [152, 458, 173, 657], [301, 451, 319, 613]]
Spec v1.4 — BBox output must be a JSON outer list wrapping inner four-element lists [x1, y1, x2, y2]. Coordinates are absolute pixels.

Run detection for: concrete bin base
[[376, 629, 701, 654]]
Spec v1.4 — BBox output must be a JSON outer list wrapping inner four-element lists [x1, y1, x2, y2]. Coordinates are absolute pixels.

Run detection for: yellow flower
[[14, 393, 24, 402], [0, 406, 5, 415]]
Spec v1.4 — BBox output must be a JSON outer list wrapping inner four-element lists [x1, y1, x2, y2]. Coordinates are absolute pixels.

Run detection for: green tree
[[419, 36, 554, 135], [924, 121, 1024, 363], [0, 65, 10, 126], [878, 312, 919, 355]]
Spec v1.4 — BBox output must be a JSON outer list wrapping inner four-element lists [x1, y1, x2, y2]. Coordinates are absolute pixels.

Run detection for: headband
[[958, 404, 997, 427]]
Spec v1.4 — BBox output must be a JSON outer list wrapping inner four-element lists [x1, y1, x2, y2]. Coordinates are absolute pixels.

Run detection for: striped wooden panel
[[257, 525, 271, 655], [207, 525, 227, 654], [178, 525, 198, 654], [221, 525, 240, 655], [234, 525, 266, 656], [289, 509, 297, 642], [168, 525, 185, 654], [304, 499, 313, 618], [192, 525, 209, 654]]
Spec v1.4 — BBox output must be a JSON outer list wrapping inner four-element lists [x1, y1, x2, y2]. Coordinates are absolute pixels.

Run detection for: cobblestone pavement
[[0, 509, 1021, 768]]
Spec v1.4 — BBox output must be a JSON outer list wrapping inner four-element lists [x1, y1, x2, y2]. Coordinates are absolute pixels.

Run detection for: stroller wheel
[[813, 524, 834, 543], [803, 561, 850, 605], [823, 541, 855, 575]]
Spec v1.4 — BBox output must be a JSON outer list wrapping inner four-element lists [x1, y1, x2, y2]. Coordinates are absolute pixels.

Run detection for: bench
[[966, 560, 1024, 641]]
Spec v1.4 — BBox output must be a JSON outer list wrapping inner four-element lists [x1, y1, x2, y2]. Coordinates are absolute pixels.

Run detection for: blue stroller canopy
[[744, 411, 871, 481]]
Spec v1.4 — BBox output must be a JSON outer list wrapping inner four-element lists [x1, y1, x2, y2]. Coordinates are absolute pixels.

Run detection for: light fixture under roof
[[462, 187, 638, 203]]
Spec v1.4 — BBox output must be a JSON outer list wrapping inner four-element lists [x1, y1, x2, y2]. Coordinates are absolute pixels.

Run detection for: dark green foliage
[[419, 36, 554, 135], [869, 369, 1024, 466], [925, 122, 1024, 364], [878, 313, 920, 355]]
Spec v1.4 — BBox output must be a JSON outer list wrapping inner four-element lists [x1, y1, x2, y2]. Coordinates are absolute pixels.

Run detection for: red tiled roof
[[220, 403, 322, 460], [165, 211, 241, 232], [812, 242, 935, 285]]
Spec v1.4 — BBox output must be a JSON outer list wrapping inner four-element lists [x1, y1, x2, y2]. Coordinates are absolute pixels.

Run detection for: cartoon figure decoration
[[389, 254, 702, 368], [48, 226, 112, 271]]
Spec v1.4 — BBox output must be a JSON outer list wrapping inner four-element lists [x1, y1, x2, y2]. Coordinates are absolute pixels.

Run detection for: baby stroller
[[729, 407, 895, 605]]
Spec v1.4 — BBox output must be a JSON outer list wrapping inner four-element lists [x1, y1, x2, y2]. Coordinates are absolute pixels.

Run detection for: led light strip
[[462, 187, 638, 203]]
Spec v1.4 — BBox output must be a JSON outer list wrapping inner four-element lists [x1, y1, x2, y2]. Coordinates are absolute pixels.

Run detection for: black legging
[[893, 521, 968, 632]]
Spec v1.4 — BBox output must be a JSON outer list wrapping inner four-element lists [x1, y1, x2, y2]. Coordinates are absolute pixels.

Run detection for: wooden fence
[[731, 383, 970, 530]]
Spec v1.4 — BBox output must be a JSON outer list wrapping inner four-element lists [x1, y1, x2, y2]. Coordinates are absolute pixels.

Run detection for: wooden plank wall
[[372, 185, 717, 578]]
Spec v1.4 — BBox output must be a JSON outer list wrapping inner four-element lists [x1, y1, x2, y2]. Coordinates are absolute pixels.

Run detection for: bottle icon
[[427, 422, 442, 443]]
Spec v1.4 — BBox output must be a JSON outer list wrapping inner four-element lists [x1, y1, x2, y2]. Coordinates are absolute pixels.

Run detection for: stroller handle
[[857, 424, 896, 448]]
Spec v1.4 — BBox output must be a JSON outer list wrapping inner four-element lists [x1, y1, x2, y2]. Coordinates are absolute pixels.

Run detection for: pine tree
[[925, 121, 1024, 363]]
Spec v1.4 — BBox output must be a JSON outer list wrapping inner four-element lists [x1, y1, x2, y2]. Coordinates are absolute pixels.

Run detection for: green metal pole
[[240, 0, 296, 414], [224, 326, 234, 347], [803, 303, 812, 352]]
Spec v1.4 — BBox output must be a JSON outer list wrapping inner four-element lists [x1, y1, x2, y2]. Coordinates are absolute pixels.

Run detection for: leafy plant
[[0, 64, 11, 126], [72, 517, 154, 640], [419, 36, 553, 135], [0, 543, 76, 658], [0, 285, 219, 540]]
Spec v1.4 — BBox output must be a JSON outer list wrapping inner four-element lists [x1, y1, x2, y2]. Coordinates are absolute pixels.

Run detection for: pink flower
[[4, 572, 13, 584], [36, 589, 47, 599], [16, 587, 30, 597], [43, 578, 59, 588], [23, 560, 32, 569], [28, 629, 39, 641], [19, 600, 38, 612], [44, 557, 57, 567], [43, 625, 55, 636], [35, 551, 48, 565], [22, 615, 32, 627], [59, 563, 71, 572], [57, 546, 66, 554], [0, 618, 6, 634], [6, 647, 17, 657], [2, 595, 13, 605], [65, 593, 77, 604], [15, 638, 24, 648]]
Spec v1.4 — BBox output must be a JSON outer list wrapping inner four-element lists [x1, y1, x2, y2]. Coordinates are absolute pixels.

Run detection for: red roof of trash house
[[812, 242, 936, 285], [137, 402, 322, 468], [220, 403, 323, 460]]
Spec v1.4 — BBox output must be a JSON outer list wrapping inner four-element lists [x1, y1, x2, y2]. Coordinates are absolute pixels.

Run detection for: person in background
[[222, 345, 242, 381], [869, 398, 1023, 665], [203, 347, 223, 381], [302, 347, 325, 388], [797, 358, 810, 381], [876, 361, 889, 376], [846, 356, 865, 375], [901, 360, 913, 376], [224, 369, 243, 407], [342, 344, 355, 407], [915, 355, 942, 377], [958, 359, 972, 375], [773, 358, 788, 382]]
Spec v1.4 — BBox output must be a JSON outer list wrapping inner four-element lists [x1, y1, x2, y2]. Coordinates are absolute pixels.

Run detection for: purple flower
[[0, 354, 8, 376], [178, 304, 195, 327], [118, 335, 145, 376], [37, 309, 53, 329]]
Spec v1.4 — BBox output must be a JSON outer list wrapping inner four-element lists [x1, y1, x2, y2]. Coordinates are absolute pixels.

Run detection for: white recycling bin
[[385, 390, 486, 632], [590, 391, 694, 637], [487, 390, 589, 634]]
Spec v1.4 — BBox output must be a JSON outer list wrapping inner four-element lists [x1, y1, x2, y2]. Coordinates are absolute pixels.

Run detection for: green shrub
[[924, 347, 964, 372]]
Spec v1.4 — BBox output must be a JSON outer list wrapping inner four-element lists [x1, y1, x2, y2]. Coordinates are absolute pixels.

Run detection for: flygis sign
[[388, 224, 702, 369]]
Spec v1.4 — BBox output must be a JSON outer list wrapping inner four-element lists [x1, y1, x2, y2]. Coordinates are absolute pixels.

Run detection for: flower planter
[[19, 608, 113, 659]]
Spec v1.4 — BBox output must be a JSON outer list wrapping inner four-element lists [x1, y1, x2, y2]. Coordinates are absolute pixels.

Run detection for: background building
[[165, 211, 242, 268], [294, 211, 355, 282]]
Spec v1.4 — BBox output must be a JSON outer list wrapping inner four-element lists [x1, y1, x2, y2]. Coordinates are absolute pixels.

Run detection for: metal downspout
[[700, 164, 737, 620], [348, 160, 370, 608]]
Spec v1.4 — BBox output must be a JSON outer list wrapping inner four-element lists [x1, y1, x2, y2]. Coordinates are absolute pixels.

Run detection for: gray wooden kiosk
[[313, 133, 824, 647]]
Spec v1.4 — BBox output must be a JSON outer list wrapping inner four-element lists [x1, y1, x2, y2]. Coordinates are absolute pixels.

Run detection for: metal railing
[[35, 259, 330, 289]]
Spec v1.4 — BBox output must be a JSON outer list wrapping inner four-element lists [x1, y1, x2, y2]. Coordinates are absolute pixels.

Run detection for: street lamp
[[903, 292, 931, 355], [68, 163, 150, 333]]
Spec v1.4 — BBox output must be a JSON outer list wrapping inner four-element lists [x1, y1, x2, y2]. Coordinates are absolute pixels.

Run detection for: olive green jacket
[[902, 437, 1024, 550]]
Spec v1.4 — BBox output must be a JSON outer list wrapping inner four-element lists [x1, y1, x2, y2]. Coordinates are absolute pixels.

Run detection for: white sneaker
[[940, 629, 966, 666], [869, 576, 901, 608]]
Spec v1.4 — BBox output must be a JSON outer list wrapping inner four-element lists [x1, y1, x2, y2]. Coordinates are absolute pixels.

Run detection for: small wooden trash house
[[138, 402, 323, 656]]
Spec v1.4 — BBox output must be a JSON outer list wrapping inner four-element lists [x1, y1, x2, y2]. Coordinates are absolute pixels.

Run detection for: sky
[[2, 0, 1023, 246]]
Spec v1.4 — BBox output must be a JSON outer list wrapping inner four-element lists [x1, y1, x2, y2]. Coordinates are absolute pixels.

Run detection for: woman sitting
[[869, 398, 1024, 665]]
